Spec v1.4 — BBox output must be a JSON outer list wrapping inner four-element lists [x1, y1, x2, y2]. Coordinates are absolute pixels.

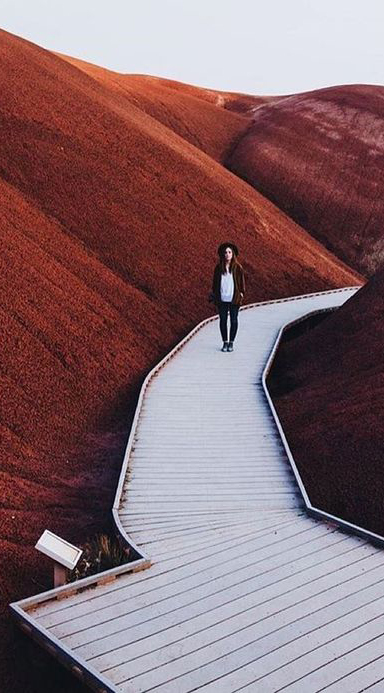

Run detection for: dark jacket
[[211, 262, 246, 306]]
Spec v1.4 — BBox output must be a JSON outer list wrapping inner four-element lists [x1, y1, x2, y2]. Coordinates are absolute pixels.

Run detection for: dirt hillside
[[268, 267, 384, 536], [226, 84, 384, 276]]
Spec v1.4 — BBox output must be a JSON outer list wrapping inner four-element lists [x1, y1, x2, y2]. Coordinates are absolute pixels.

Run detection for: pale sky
[[1, 0, 383, 95]]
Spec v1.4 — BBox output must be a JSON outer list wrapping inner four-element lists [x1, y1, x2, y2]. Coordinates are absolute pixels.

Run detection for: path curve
[[13, 286, 384, 693]]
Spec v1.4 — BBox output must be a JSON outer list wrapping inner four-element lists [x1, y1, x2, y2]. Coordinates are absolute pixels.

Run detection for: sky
[[0, 0, 383, 95]]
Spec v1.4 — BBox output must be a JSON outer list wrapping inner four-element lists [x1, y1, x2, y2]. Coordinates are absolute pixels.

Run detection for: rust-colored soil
[[0, 27, 362, 692], [226, 84, 384, 276], [57, 52, 287, 120], [268, 268, 384, 536]]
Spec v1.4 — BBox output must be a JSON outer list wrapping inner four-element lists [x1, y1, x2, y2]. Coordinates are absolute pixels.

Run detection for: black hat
[[217, 242, 239, 258]]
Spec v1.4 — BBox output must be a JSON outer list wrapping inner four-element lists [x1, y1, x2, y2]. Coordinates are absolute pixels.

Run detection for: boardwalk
[[12, 286, 384, 693]]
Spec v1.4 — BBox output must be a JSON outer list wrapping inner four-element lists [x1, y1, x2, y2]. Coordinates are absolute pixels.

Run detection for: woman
[[210, 242, 245, 352]]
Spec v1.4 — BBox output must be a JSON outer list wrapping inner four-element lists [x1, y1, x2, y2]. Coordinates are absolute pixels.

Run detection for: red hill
[[226, 84, 384, 276], [268, 266, 384, 536]]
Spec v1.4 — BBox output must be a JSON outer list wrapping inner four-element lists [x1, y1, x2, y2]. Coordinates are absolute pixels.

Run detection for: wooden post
[[53, 563, 66, 587]]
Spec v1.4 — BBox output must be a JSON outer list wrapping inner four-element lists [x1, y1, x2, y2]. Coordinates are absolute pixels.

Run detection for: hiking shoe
[[221, 341, 229, 352], [227, 341, 234, 352]]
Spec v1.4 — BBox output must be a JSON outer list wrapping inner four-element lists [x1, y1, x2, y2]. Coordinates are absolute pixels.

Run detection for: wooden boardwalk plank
[[103, 552, 384, 687], [72, 536, 375, 668]]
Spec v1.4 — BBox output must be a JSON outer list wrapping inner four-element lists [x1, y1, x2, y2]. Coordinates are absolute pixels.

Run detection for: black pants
[[217, 301, 239, 342]]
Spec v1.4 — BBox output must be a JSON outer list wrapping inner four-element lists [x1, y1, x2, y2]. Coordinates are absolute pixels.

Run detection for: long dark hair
[[219, 251, 239, 275]]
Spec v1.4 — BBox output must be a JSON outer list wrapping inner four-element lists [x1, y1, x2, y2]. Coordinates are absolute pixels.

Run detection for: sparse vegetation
[[67, 533, 131, 582]]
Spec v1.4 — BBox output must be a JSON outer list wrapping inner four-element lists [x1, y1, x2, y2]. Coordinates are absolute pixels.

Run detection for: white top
[[220, 269, 234, 302]]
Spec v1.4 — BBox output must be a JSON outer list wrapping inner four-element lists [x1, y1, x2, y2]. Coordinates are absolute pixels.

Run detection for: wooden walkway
[[12, 286, 384, 693]]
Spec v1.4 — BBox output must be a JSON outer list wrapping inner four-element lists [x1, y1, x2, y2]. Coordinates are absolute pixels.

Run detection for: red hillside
[[226, 84, 384, 276]]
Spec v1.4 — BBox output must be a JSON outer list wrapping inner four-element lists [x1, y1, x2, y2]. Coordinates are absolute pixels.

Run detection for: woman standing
[[210, 242, 246, 352]]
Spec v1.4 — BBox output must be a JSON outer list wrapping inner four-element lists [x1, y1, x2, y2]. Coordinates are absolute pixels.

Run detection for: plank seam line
[[113, 571, 384, 687], [34, 517, 304, 622], [158, 585, 384, 693], [72, 535, 366, 653], [47, 525, 340, 632], [38, 519, 307, 627], [109, 565, 384, 682], [250, 611, 384, 693], [103, 550, 384, 673]]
